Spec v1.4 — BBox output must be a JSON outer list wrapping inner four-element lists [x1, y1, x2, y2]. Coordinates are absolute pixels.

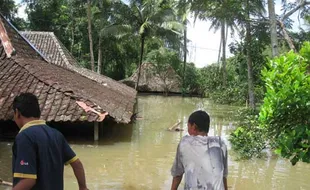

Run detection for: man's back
[[13, 120, 77, 190], [171, 135, 228, 190]]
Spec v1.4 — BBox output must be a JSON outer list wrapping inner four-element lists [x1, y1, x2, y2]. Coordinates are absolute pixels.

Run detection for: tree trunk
[[217, 37, 222, 65], [135, 35, 145, 90], [97, 37, 102, 74], [183, 21, 187, 95], [279, 20, 297, 52], [87, 0, 95, 71], [71, 27, 74, 53], [246, 1, 255, 109], [268, 0, 279, 57], [221, 21, 227, 86]]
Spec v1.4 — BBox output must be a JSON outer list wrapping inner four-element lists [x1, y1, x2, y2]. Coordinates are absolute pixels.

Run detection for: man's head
[[187, 110, 210, 135], [13, 93, 41, 128]]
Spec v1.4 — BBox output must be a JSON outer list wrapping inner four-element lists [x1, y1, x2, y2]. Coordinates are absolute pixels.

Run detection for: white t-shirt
[[171, 135, 228, 190]]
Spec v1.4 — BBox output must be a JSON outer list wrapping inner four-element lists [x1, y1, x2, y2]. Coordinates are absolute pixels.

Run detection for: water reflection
[[0, 95, 310, 190]]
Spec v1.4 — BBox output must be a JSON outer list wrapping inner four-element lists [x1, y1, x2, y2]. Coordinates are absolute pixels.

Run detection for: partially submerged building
[[0, 14, 136, 140], [122, 63, 182, 94]]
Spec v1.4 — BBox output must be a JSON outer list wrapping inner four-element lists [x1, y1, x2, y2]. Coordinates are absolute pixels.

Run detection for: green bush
[[229, 108, 267, 159], [259, 42, 310, 165]]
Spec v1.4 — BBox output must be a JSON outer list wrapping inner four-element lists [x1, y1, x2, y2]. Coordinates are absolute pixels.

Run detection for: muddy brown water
[[1, 95, 310, 190]]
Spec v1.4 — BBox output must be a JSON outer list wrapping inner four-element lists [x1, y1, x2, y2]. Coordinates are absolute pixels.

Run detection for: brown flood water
[[1, 95, 310, 190]]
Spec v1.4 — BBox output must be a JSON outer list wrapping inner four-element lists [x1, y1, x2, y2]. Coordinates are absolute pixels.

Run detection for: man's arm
[[12, 134, 37, 189], [12, 179, 36, 190], [223, 177, 228, 190], [221, 139, 228, 190], [171, 175, 183, 190], [70, 159, 88, 190]]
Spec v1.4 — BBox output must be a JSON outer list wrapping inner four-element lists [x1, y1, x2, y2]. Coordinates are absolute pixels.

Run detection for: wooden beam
[[94, 122, 99, 141], [100, 122, 104, 137]]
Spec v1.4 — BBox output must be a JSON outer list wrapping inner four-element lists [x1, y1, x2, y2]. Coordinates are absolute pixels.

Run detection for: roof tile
[[0, 15, 135, 123]]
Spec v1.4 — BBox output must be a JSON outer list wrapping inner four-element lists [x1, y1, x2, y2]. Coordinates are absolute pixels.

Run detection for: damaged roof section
[[0, 15, 136, 124], [21, 31, 136, 102]]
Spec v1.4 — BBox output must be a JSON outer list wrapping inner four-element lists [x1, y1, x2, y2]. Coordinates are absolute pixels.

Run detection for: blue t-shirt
[[12, 120, 77, 190]]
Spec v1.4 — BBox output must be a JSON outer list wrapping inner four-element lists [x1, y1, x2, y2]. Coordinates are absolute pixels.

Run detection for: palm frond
[[209, 19, 221, 32], [102, 24, 134, 39], [139, 21, 149, 35], [160, 21, 184, 33]]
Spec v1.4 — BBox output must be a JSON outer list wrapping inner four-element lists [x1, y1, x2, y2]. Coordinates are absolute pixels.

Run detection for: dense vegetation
[[1, 0, 310, 164], [231, 43, 310, 165]]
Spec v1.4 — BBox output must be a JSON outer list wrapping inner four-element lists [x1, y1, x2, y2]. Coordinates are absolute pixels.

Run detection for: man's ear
[[14, 109, 21, 118], [193, 123, 199, 131]]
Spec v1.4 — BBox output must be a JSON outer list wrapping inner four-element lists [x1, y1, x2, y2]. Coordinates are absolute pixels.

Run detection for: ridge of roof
[[0, 14, 135, 123], [21, 31, 137, 98], [2, 18, 48, 62]]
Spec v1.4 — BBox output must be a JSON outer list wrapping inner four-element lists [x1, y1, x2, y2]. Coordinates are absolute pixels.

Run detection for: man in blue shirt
[[12, 93, 89, 190]]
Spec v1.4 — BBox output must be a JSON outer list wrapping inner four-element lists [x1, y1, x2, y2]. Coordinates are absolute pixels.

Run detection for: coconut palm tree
[[104, 0, 183, 90], [189, 0, 264, 107], [243, 0, 265, 109], [86, 0, 95, 71], [177, 0, 191, 95], [190, 0, 241, 87]]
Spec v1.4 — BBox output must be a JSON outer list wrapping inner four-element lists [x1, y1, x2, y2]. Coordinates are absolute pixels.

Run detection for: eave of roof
[[0, 14, 136, 123]]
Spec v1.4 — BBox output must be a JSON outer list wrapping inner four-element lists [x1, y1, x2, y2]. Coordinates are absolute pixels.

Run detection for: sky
[[14, 0, 307, 68]]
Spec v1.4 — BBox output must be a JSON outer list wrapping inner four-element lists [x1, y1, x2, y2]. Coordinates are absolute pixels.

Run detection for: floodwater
[[1, 95, 310, 190]]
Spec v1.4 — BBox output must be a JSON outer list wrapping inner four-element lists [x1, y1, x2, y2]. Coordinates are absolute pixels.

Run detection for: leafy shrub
[[229, 108, 267, 159], [259, 42, 310, 165]]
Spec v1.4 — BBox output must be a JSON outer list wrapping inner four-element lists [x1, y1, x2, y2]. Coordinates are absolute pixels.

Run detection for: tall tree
[[106, 0, 182, 90], [221, 21, 227, 86], [279, 0, 310, 51], [245, 1, 254, 109], [87, 0, 95, 71], [0, 0, 17, 20], [238, 0, 265, 108], [268, 0, 279, 57], [177, 0, 190, 94], [190, 0, 240, 86]]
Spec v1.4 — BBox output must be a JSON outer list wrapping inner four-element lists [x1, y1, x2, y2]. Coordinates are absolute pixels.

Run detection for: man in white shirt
[[171, 110, 228, 190]]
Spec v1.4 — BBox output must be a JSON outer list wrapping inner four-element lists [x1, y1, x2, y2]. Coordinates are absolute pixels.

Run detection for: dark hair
[[188, 110, 210, 133], [13, 93, 41, 118]]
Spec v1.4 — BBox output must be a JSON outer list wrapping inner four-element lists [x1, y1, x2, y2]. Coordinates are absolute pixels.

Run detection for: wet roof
[[0, 15, 136, 123]]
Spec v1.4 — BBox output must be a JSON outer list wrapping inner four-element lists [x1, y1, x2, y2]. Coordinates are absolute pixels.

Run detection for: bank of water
[[1, 95, 310, 189]]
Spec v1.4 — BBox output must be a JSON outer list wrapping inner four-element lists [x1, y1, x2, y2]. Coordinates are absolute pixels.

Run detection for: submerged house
[[122, 63, 182, 94], [0, 14, 136, 140]]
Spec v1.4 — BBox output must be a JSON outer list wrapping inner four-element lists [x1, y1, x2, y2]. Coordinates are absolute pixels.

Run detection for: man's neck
[[20, 117, 40, 129], [195, 132, 208, 136]]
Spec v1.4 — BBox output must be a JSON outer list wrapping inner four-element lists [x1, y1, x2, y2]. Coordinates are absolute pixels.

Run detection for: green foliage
[[0, 0, 17, 19], [145, 47, 181, 93], [260, 42, 310, 165], [199, 62, 247, 105], [19, 0, 182, 81], [0, 0, 27, 29], [230, 108, 267, 159], [145, 47, 180, 73], [182, 63, 202, 95]]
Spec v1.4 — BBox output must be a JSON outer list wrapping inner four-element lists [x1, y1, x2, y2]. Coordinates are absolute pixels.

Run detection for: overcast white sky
[[14, 0, 306, 68]]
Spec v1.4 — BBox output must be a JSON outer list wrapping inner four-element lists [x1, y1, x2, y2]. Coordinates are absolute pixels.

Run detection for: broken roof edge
[[16, 58, 116, 122], [0, 14, 49, 62], [0, 16, 118, 123]]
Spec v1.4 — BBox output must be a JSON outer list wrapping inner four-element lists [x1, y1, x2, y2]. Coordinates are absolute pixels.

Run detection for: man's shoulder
[[179, 135, 227, 148], [21, 124, 62, 138], [179, 135, 193, 144]]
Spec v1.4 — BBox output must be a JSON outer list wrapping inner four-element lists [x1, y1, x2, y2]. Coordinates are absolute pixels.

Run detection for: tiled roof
[[0, 15, 136, 123], [21, 31, 136, 102]]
